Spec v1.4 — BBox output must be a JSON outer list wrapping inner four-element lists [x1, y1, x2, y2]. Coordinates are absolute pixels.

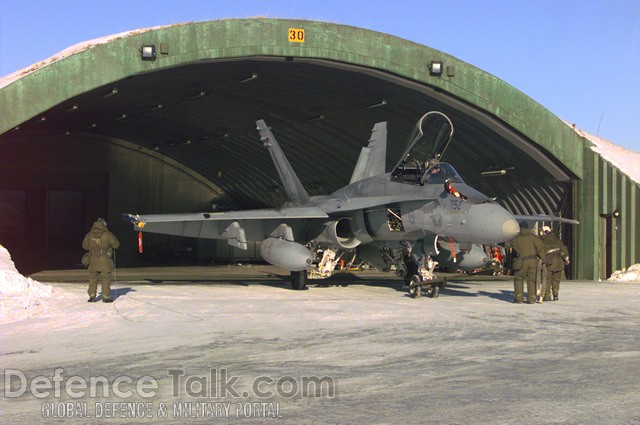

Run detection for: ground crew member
[[510, 222, 545, 304], [540, 225, 570, 301], [82, 218, 120, 303]]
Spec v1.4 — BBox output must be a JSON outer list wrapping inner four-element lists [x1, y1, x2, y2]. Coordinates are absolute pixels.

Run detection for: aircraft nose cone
[[463, 204, 520, 244], [501, 219, 520, 240]]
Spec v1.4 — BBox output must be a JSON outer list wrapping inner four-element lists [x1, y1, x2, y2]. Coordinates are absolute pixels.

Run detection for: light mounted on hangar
[[429, 60, 443, 76], [140, 44, 156, 61]]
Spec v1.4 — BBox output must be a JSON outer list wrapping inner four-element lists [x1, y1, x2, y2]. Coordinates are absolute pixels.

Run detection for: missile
[[260, 238, 313, 271]]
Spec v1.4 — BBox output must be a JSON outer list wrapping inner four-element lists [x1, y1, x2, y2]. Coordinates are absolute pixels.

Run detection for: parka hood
[[519, 228, 532, 237], [90, 220, 107, 237]]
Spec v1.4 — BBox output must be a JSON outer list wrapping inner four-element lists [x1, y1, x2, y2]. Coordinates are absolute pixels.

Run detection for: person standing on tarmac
[[540, 225, 570, 301], [510, 222, 545, 304], [82, 218, 120, 303]]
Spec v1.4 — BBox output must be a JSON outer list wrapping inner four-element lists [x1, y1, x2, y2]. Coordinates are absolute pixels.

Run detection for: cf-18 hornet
[[124, 111, 577, 297]]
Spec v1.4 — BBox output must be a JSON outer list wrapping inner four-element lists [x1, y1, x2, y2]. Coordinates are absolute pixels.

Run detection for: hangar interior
[[0, 18, 637, 278]]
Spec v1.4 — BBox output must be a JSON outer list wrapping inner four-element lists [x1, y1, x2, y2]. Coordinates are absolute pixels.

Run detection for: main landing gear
[[290, 270, 308, 290], [288, 246, 446, 298], [289, 248, 343, 290]]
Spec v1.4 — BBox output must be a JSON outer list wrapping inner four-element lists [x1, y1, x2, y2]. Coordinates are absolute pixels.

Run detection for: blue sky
[[1, 0, 638, 151]]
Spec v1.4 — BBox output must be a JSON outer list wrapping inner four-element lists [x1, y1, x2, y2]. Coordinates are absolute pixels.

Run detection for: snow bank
[[608, 264, 640, 283], [569, 124, 640, 185], [0, 244, 52, 322], [0, 24, 176, 90]]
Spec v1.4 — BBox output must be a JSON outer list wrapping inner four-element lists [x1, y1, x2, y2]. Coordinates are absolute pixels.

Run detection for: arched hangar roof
[[0, 18, 587, 215]]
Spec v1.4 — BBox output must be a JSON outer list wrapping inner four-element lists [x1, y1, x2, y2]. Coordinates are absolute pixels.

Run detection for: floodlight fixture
[[307, 114, 325, 123], [140, 44, 156, 61], [481, 169, 507, 177], [367, 100, 387, 109], [481, 167, 514, 177], [104, 88, 118, 98], [240, 72, 258, 83], [429, 61, 443, 76]]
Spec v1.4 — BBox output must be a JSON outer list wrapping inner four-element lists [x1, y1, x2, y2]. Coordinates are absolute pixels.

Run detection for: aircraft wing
[[514, 215, 580, 225], [123, 207, 329, 249]]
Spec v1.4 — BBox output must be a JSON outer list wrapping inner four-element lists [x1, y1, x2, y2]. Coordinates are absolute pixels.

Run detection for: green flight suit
[[82, 220, 120, 300], [540, 233, 569, 300], [510, 228, 545, 303]]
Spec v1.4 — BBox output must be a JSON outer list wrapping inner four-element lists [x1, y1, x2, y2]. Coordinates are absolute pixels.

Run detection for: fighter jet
[[123, 111, 576, 297]]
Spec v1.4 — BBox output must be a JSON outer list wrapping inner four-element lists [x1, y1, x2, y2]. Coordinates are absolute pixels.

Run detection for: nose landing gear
[[406, 274, 444, 299], [402, 255, 444, 299]]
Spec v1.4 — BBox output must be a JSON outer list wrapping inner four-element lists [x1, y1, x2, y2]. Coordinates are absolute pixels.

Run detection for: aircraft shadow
[[142, 278, 291, 289], [127, 271, 512, 301], [477, 289, 514, 303], [110, 287, 137, 301]]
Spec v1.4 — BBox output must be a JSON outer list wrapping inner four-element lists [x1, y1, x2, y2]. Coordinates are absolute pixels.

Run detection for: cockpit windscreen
[[423, 162, 464, 185]]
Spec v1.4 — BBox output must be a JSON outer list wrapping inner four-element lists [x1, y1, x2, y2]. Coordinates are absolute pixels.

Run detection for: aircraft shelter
[[0, 18, 637, 279]]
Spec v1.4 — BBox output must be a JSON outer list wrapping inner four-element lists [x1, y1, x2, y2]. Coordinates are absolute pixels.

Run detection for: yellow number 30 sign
[[288, 28, 305, 43]]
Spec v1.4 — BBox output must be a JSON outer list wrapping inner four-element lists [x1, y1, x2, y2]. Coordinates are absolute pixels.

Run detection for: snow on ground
[[0, 242, 637, 326], [0, 244, 52, 322], [2, 244, 640, 423], [608, 264, 640, 282]]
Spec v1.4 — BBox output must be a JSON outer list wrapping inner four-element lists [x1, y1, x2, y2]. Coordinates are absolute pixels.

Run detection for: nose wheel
[[407, 274, 443, 299], [408, 275, 423, 298]]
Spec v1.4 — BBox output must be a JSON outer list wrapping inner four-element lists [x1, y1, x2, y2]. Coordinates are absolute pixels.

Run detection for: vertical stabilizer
[[256, 120, 311, 206], [349, 122, 387, 184]]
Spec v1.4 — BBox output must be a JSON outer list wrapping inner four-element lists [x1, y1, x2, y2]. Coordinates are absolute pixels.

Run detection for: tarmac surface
[[3, 265, 640, 424]]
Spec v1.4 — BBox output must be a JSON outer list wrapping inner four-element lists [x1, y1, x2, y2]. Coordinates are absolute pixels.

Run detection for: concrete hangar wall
[[0, 18, 637, 279]]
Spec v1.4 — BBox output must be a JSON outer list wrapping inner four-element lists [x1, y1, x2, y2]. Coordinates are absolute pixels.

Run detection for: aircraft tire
[[408, 275, 422, 298], [291, 270, 309, 290], [427, 284, 440, 298]]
